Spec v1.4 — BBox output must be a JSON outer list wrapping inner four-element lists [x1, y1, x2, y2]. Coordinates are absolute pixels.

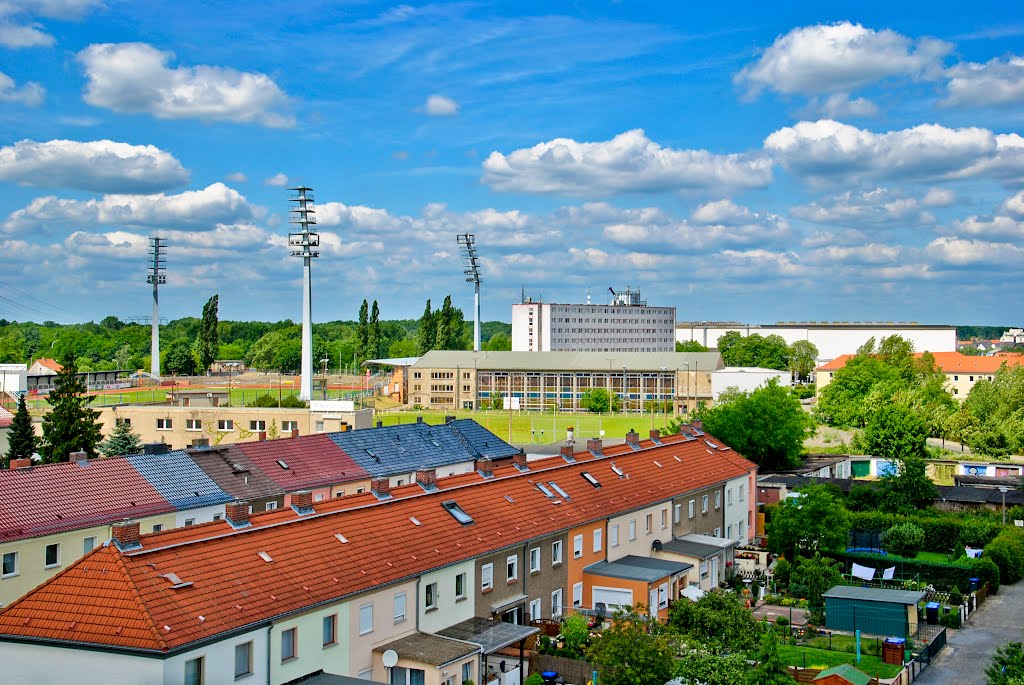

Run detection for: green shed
[[822, 585, 925, 638]]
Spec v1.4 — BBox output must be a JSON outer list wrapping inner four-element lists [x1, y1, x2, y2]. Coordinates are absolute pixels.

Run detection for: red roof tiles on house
[[233, 434, 371, 491], [816, 351, 1023, 374], [31, 358, 63, 373], [0, 406, 13, 429], [0, 432, 754, 653]]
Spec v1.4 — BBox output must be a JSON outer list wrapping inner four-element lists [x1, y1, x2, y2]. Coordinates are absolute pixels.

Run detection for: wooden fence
[[532, 655, 595, 685]]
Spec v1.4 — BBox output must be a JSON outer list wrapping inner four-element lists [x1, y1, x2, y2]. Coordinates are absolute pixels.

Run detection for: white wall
[[418, 560, 475, 634], [174, 503, 227, 528], [0, 364, 27, 394], [273, 601, 350, 685], [722, 475, 749, 544], [0, 641, 162, 684], [165, 627, 269, 685], [711, 368, 791, 400]]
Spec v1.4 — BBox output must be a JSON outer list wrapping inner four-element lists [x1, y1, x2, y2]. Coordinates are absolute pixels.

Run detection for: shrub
[[561, 613, 590, 658], [772, 557, 793, 590], [939, 611, 962, 629], [828, 550, 1001, 592], [948, 585, 964, 606], [984, 530, 1024, 585], [775, 616, 789, 627], [882, 522, 925, 558], [524, 674, 544, 685], [972, 557, 1001, 594]]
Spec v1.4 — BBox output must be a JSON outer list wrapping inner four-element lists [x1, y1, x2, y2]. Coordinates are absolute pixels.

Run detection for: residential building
[[1000, 328, 1024, 345], [0, 405, 13, 455], [512, 288, 676, 353], [0, 425, 755, 684], [816, 351, 1024, 400], [711, 367, 792, 401], [186, 444, 286, 513], [408, 350, 722, 413], [678, 321, 957, 361]]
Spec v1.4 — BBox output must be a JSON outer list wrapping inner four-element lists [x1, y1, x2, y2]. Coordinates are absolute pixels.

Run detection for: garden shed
[[813, 663, 873, 685], [822, 585, 925, 638]]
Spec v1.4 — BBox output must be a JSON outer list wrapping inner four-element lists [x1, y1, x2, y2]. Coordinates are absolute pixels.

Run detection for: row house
[[0, 427, 755, 685]]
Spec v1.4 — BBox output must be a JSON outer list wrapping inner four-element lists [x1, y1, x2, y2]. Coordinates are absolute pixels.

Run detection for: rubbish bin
[[883, 638, 906, 665], [541, 672, 558, 684], [925, 602, 940, 625], [969, 577, 979, 592]]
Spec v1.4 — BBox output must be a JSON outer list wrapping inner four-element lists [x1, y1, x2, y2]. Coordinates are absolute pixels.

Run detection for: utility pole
[[288, 187, 319, 401], [457, 234, 482, 351], [146, 237, 167, 379]]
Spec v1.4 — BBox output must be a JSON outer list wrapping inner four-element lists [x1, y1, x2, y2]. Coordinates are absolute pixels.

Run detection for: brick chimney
[[291, 490, 314, 514], [9, 458, 32, 470], [476, 457, 493, 478], [512, 450, 528, 471], [225, 500, 250, 528], [291, 428, 299, 439], [415, 468, 437, 490], [69, 450, 88, 463], [371, 478, 391, 499], [678, 423, 693, 438], [624, 430, 640, 449], [560, 445, 576, 462], [586, 438, 603, 457], [649, 429, 662, 443], [692, 419, 704, 431], [111, 520, 142, 552]]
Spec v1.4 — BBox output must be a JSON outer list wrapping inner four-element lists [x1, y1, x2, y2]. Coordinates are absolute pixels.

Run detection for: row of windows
[[1, 540, 82, 577], [155, 419, 299, 432]]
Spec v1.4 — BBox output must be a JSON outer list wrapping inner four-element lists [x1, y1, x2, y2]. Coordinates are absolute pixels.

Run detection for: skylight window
[[581, 472, 601, 488], [441, 500, 474, 525], [258, 551, 273, 563], [335, 533, 349, 543], [548, 481, 570, 500], [231, 463, 247, 473], [674, 456, 682, 462], [536, 483, 556, 499], [653, 460, 663, 468], [704, 439, 719, 449], [504, 495, 515, 503], [410, 516, 422, 526], [610, 464, 624, 477], [277, 460, 289, 470]]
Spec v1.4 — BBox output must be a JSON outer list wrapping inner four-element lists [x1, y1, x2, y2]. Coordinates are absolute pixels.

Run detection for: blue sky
[[1, 1, 1023, 326]]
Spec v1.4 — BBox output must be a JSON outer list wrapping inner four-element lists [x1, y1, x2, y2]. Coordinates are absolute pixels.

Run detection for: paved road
[[914, 580, 1024, 684]]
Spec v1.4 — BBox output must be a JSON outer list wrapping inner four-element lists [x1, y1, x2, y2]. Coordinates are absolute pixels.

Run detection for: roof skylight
[[548, 481, 570, 500], [335, 533, 349, 543], [410, 516, 422, 526], [276, 460, 289, 470], [258, 551, 273, 563], [536, 483, 556, 499], [610, 464, 624, 477], [441, 500, 474, 525], [581, 472, 601, 488]]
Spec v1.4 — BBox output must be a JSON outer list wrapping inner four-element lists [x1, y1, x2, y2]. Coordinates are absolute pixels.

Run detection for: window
[[265, 501, 278, 511], [658, 583, 668, 609], [322, 615, 336, 646], [610, 524, 619, 547], [116, 417, 131, 426], [359, 603, 373, 635], [593, 528, 602, 553], [83, 536, 96, 554], [184, 518, 196, 527], [661, 508, 668, 529], [250, 420, 266, 431], [281, 627, 297, 661], [44, 543, 59, 568], [218, 419, 234, 430], [235, 641, 253, 678], [481, 563, 493, 591], [315, 420, 325, 432], [572, 582, 583, 607], [529, 598, 541, 620], [674, 503, 681, 524], [628, 519, 636, 540], [2, 551, 17, 577], [645, 513, 653, 534], [727, 524, 733, 539], [702, 495, 709, 514], [455, 572, 466, 599], [184, 657, 204, 685], [152, 524, 163, 533], [715, 491, 721, 510], [506, 555, 518, 582], [441, 500, 474, 525], [688, 499, 695, 519], [530, 547, 541, 573], [186, 418, 202, 431], [714, 527, 721, 537], [156, 418, 172, 430], [424, 583, 437, 610], [551, 588, 563, 618], [282, 420, 298, 431], [552, 540, 563, 565], [462, 662, 472, 684], [727, 488, 733, 505], [573, 534, 583, 558], [739, 484, 745, 502]]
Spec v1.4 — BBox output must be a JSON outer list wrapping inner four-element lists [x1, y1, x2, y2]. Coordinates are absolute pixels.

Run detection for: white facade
[[722, 475, 750, 544], [513, 300, 676, 352], [174, 503, 227, 529], [711, 367, 791, 401], [169, 627, 269, 685], [0, 363, 27, 394], [677, 322, 957, 361], [606, 500, 674, 562], [418, 560, 475, 634]]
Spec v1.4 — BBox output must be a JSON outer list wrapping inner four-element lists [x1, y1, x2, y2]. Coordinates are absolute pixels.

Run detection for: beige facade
[[349, 581, 418, 677], [90, 405, 374, 451], [607, 501, 674, 562]]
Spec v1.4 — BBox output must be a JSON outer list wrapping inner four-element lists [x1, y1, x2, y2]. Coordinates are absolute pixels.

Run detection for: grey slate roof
[[585, 555, 692, 582], [822, 585, 926, 605], [186, 445, 284, 502], [413, 350, 724, 372], [660, 537, 730, 559], [126, 450, 232, 510], [376, 631, 479, 667]]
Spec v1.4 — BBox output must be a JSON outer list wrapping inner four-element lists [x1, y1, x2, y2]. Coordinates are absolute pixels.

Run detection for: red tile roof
[[0, 432, 754, 653], [0, 406, 13, 429], [31, 358, 63, 373], [0, 458, 174, 543], [232, 434, 371, 491], [816, 352, 1023, 374]]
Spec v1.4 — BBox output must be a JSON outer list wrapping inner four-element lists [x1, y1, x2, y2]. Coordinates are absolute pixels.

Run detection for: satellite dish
[[382, 649, 399, 668], [599, 430, 605, 438]]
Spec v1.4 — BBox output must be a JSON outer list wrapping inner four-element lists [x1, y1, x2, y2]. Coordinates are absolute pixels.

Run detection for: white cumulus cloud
[[482, 129, 772, 196], [424, 94, 459, 116], [944, 55, 1024, 107], [0, 139, 188, 193], [0, 1, 102, 48], [264, 172, 288, 187], [735, 21, 950, 97], [0, 70, 44, 105], [78, 42, 294, 127], [926, 236, 1024, 267], [791, 187, 937, 227]]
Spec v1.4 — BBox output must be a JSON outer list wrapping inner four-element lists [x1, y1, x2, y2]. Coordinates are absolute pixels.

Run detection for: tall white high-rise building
[[512, 287, 676, 352]]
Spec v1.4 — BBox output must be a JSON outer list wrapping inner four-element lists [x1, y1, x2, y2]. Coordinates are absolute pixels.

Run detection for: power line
[[0, 278, 82, 322]]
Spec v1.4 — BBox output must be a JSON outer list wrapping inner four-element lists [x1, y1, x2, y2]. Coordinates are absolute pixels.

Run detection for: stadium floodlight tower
[[457, 233, 482, 352], [288, 187, 319, 401], [146, 237, 167, 379]]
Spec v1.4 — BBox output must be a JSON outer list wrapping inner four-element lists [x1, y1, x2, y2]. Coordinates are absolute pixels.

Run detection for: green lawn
[[778, 644, 904, 678], [916, 551, 955, 564]]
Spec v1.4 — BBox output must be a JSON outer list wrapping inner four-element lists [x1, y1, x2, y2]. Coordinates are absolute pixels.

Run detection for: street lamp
[[320, 358, 330, 400], [1000, 486, 1009, 525], [681, 361, 691, 417], [622, 365, 628, 414], [659, 366, 668, 423]]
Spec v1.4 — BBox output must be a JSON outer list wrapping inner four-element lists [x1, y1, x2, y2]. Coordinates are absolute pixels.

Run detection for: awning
[[436, 616, 539, 654], [490, 593, 528, 614], [680, 585, 706, 601]]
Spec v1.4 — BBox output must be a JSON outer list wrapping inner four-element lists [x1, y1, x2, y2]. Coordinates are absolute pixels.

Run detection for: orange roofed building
[[0, 425, 755, 685], [815, 351, 1024, 400]]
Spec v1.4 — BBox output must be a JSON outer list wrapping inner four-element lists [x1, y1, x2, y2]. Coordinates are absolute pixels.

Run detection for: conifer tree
[[98, 419, 143, 457], [746, 625, 796, 685], [354, 300, 369, 363], [5, 394, 36, 466], [436, 295, 455, 350], [196, 294, 219, 374], [39, 353, 103, 463], [368, 300, 381, 360], [417, 299, 436, 354]]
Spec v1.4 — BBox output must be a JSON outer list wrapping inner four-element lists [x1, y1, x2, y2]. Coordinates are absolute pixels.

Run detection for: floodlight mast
[[146, 237, 167, 379], [289, 187, 319, 401], [457, 233, 482, 352]]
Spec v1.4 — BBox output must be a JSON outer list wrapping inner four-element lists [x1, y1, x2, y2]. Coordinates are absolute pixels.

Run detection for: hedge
[[828, 550, 1000, 593], [849, 512, 1002, 552], [983, 529, 1024, 585]]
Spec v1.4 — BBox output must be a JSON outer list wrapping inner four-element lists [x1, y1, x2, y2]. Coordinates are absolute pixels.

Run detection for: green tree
[[355, 300, 369, 363], [99, 420, 143, 457], [581, 388, 612, 413], [720, 333, 790, 370], [674, 650, 750, 685], [881, 522, 925, 558], [483, 331, 511, 351], [0, 329, 27, 363], [587, 607, 674, 685], [113, 343, 135, 371], [5, 393, 36, 466], [561, 613, 589, 658], [676, 340, 709, 352], [787, 340, 819, 382], [768, 484, 851, 558], [39, 354, 103, 462], [986, 641, 1024, 684], [435, 295, 467, 350], [196, 294, 219, 373], [747, 626, 796, 685], [788, 553, 843, 606], [368, 300, 381, 360], [668, 590, 761, 652], [697, 378, 813, 470], [164, 338, 197, 376], [863, 404, 928, 462], [417, 299, 436, 354]]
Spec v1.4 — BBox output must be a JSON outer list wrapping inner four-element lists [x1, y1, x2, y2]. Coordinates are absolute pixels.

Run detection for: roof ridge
[[113, 547, 169, 652]]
